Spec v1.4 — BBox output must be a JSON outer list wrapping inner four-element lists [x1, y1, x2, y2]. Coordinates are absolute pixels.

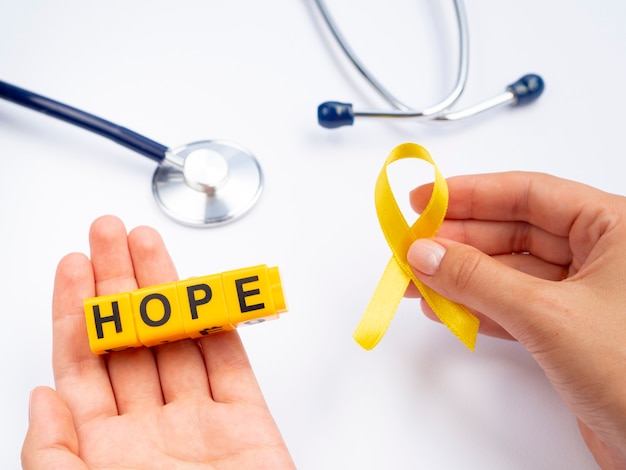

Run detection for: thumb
[[407, 238, 551, 342], [21, 386, 87, 470]]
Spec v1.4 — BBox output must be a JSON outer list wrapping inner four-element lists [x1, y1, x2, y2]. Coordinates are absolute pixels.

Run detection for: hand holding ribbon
[[353, 143, 479, 350]]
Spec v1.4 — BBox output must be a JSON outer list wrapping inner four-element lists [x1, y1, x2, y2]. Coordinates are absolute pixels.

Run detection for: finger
[[52, 252, 118, 423], [577, 420, 614, 470], [103, 347, 163, 413], [407, 238, 564, 344], [419, 299, 515, 341], [494, 253, 568, 281], [127, 225, 178, 287], [199, 331, 266, 406], [89, 216, 163, 413], [21, 386, 85, 470], [405, 282, 421, 298], [153, 339, 210, 402], [408, 252, 566, 340], [405, 251, 567, 299], [127, 225, 210, 403], [90, 216, 139, 296], [410, 172, 602, 237], [436, 219, 572, 266]]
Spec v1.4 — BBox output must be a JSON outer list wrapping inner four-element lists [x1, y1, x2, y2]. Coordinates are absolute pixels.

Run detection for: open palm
[[22, 216, 295, 469]]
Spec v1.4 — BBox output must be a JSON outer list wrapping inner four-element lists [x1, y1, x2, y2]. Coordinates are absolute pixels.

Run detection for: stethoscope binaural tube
[[0, 80, 263, 227], [314, 0, 545, 129], [318, 74, 545, 128]]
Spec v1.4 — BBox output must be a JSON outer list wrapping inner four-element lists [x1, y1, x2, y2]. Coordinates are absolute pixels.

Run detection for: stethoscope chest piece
[[153, 140, 263, 227]]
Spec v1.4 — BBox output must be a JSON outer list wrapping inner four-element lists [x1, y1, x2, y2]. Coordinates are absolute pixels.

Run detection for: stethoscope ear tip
[[318, 101, 355, 128], [508, 74, 545, 106]]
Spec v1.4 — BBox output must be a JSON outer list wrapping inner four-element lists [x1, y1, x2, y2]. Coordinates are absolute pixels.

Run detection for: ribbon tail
[[418, 283, 479, 351], [354, 258, 410, 350]]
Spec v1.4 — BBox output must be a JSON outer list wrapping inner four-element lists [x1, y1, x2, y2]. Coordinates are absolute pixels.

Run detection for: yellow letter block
[[84, 292, 142, 354], [177, 274, 233, 338], [83, 265, 288, 354], [223, 265, 287, 326], [131, 282, 187, 347]]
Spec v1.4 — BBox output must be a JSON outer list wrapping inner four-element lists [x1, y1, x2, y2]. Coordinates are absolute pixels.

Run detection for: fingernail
[[407, 239, 446, 275]]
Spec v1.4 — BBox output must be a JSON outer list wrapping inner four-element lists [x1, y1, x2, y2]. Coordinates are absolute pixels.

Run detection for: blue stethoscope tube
[[0, 80, 168, 163], [0, 80, 264, 227]]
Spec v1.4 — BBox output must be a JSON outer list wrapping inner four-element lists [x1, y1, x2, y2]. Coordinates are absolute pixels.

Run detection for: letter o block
[[131, 282, 187, 347]]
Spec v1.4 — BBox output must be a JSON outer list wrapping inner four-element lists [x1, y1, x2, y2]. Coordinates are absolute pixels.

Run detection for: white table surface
[[2, 1, 624, 468]]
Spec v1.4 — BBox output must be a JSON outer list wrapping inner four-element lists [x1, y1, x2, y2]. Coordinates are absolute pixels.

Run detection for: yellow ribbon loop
[[353, 143, 479, 351]]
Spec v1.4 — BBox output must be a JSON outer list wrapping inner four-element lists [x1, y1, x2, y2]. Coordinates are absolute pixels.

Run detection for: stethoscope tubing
[[0, 80, 167, 163], [0, 79, 265, 227], [314, 0, 544, 128], [313, 0, 469, 117]]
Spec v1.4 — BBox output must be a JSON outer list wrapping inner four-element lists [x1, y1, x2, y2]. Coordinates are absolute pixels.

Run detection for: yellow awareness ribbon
[[353, 143, 479, 351]]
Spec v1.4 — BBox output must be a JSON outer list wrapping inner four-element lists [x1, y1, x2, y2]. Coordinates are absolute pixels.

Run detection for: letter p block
[[177, 275, 233, 338]]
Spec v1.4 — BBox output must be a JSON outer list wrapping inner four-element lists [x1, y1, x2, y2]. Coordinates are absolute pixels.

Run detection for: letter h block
[[84, 292, 141, 355]]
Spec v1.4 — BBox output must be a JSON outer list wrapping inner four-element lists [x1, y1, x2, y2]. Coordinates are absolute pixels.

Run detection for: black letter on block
[[187, 284, 212, 320], [235, 276, 265, 313], [140, 293, 171, 327], [93, 302, 123, 339]]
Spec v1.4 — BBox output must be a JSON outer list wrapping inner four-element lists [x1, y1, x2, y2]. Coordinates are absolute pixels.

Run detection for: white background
[[1, 1, 625, 468]]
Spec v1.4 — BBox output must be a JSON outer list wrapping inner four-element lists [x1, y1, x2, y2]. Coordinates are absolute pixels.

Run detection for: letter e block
[[222, 265, 279, 326], [84, 292, 140, 355], [177, 275, 233, 338], [131, 282, 187, 347]]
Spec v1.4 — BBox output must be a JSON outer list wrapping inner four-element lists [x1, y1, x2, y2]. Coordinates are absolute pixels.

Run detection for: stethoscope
[[314, 0, 545, 128], [0, 80, 263, 227], [1, 0, 545, 228]]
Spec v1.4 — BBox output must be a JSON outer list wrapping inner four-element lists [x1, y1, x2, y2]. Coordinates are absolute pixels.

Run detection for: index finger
[[51, 252, 117, 421], [409, 172, 604, 237], [53, 216, 160, 424]]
